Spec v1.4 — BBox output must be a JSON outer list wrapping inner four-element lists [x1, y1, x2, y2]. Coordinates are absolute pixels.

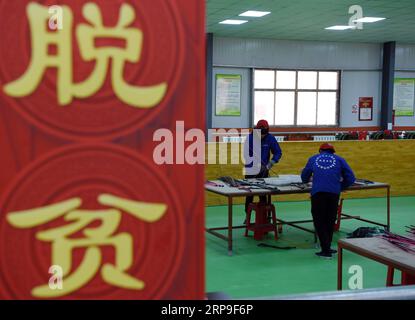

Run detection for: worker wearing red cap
[[301, 143, 355, 259], [244, 119, 282, 216]]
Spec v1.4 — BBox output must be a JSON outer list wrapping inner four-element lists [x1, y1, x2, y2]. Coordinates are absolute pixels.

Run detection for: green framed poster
[[393, 78, 415, 116], [215, 74, 241, 116]]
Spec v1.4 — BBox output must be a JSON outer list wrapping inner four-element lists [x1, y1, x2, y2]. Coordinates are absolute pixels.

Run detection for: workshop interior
[[0, 0, 415, 300]]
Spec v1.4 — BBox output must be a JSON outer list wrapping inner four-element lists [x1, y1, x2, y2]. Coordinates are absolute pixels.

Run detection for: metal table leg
[[228, 196, 233, 256], [338, 246, 343, 290], [387, 186, 391, 231]]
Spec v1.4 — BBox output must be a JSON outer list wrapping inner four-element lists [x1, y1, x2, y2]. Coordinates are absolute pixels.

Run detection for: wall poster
[[358, 97, 373, 121], [215, 74, 242, 116], [393, 78, 415, 116]]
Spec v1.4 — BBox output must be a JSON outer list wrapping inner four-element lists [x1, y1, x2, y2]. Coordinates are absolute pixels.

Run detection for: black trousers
[[244, 168, 269, 213], [311, 192, 340, 253]]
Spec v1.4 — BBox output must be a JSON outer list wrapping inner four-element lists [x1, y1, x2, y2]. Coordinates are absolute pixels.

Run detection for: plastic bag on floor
[[347, 227, 386, 238]]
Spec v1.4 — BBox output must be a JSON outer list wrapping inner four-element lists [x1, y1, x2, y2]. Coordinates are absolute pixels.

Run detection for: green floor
[[206, 196, 415, 299]]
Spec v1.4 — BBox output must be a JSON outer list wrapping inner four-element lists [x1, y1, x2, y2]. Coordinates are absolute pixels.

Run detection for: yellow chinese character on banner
[[3, 2, 167, 108], [7, 194, 167, 298]]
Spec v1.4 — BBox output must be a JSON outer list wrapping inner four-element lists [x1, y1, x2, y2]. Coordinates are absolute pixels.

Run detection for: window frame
[[252, 68, 341, 128]]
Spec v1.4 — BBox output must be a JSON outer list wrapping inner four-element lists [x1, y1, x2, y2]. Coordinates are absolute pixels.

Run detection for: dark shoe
[[329, 249, 337, 254], [315, 251, 333, 259]]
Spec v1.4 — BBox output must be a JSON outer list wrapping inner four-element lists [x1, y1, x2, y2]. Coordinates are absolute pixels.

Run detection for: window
[[253, 70, 340, 126]]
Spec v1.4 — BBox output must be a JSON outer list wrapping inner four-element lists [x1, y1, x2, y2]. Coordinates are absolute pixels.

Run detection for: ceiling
[[207, 0, 415, 43]]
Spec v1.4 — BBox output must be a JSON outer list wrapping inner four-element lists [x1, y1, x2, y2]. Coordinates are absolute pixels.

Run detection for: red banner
[[0, 0, 205, 299]]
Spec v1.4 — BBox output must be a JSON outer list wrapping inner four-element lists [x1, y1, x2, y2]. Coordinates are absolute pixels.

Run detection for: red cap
[[319, 143, 335, 153], [255, 119, 269, 129]]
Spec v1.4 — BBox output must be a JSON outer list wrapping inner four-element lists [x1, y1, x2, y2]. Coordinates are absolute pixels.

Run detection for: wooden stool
[[244, 202, 280, 241]]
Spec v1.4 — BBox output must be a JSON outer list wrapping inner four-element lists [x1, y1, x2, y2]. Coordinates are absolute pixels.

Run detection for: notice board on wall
[[0, 0, 205, 299], [358, 97, 373, 121], [215, 74, 242, 116], [393, 78, 415, 116]]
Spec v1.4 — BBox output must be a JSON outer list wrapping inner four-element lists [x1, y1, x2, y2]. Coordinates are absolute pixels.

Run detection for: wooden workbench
[[205, 176, 390, 255], [338, 237, 415, 290]]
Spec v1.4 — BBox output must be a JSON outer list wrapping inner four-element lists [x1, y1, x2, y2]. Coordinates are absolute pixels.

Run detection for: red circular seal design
[[0, 144, 185, 299], [0, 0, 185, 141]]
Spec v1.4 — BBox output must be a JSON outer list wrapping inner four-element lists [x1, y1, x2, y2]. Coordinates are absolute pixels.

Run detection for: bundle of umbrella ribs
[[381, 226, 415, 254]]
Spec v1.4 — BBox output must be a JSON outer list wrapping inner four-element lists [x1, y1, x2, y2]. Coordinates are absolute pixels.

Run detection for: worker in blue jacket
[[244, 119, 282, 216], [301, 143, 355, 259]]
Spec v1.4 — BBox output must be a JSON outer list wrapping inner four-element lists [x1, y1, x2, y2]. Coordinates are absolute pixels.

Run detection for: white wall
[[396, 44, 415, 70], [340, 71, 382, 127], [213, 37, 382, 70], [211, 37, 415, 129]]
